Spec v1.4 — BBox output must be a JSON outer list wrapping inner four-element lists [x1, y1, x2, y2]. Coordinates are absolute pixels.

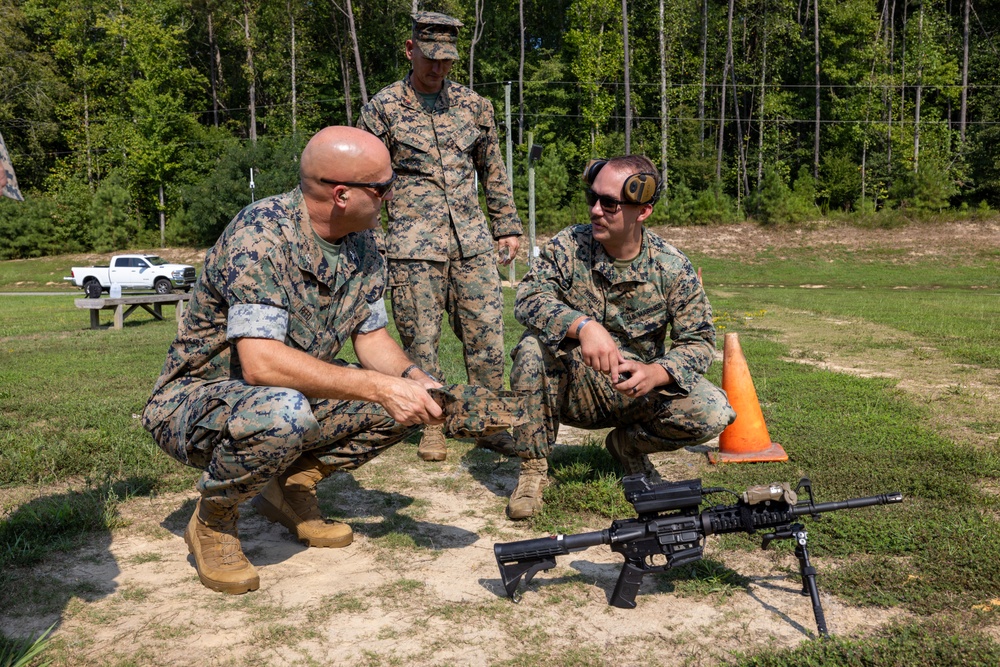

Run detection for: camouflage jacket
[[358, 75, 522, 261], [143, 187, 387, 427], [514, 225, 716, 395], [0, 131, 23, 201]]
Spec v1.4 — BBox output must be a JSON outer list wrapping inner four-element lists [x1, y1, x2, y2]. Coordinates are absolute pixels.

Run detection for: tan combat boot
[[184, 497, 259, 594], [251, 453, 353, 548], [476, 431, 519, 457], [506, 457, 549, 520], [605, 429, 663, 484], [418, 424, 447, 462]]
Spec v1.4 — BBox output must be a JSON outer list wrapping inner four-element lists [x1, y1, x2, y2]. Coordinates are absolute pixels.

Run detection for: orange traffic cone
[[708, 332, 788, 464]]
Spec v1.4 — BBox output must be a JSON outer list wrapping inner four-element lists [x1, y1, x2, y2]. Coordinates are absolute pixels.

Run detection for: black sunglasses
[[584, 188, 627, 212], [320, 171, 397, 198]]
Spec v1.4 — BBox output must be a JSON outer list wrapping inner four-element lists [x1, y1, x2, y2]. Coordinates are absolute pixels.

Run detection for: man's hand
[[375, 375, 445, 426], [497, 235, 520, 266], [577, 319, 625, 376], [611, 360, 671, 398]]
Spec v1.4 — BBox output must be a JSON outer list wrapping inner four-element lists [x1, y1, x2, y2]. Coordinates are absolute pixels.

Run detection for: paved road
[[0, 292, 80, 296]]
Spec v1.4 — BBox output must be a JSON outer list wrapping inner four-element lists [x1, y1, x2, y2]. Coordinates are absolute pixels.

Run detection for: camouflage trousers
[[388, 250, 505, 392], [510, 335, 736, 459], [148, 380, 418, 508]]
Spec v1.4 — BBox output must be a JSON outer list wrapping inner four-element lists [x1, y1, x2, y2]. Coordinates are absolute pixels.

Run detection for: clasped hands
[[576, 319, 670, 398]]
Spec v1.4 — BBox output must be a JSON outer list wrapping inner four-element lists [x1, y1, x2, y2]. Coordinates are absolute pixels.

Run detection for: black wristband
[[402, 364, 440, 383]]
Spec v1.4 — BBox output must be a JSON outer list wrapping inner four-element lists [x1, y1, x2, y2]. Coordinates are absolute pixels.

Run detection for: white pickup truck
[[65, 254, 197, 298]]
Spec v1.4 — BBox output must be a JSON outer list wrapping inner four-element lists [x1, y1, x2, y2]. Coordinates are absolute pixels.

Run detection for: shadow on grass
[[0, 476, 159, 649]]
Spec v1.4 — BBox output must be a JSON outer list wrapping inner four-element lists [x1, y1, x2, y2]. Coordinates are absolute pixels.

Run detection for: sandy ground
[[2, 220, 998, 666]]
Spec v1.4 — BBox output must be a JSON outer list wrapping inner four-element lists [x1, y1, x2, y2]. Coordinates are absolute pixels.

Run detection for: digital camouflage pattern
[[429, 384, 540, 450], [357, 76, 521, 261], [510, 224, 735, 457], [0, 131, 24, 201], [142, 187, 416, 504], [359, 74, 521, 391], [387, 254, 505, 390], [410, 12, 462, 60]]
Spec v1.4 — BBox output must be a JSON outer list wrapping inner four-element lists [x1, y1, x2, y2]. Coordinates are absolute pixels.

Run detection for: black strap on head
[[582, 159, 608, 186]]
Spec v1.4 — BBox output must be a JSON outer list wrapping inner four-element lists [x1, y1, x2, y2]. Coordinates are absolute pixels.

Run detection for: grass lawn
[[2, 226, 1000, 665]]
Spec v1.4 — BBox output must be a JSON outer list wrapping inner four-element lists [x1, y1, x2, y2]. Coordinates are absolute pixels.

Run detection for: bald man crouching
[[142, 127, 444, 594]]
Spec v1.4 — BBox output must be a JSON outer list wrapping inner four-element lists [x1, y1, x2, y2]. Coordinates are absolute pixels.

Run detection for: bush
[[0, 178, 96, 259], [749, 166, 819, 225], [890, 161, 957, 213]]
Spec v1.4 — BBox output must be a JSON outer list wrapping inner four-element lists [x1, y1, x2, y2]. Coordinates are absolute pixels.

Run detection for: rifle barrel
[[791, 491, 903, 517]]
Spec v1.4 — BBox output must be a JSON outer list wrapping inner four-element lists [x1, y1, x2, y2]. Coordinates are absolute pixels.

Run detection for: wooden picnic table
[[75, 293, 191, 330]]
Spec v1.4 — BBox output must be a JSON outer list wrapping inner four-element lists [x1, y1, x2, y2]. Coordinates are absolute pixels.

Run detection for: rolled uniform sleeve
[[216, 225, 294, 342], [358, 298, 389, 334]]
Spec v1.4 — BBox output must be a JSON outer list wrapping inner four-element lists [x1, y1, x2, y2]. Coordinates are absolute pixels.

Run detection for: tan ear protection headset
[[582, 159, 661, 206]]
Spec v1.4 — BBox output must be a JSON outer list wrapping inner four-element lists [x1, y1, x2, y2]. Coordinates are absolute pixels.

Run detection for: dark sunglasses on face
[[320, 171, 397, 198], [584, 188, 627, 212]]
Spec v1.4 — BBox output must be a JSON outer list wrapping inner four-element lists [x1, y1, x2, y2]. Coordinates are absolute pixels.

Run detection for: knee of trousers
[[227, 388, 321, 463], [683, 396, 737, 441], [510, 335, 555, 392]]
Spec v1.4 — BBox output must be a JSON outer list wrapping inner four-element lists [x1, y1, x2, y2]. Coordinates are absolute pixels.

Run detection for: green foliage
[[821, 153, 863, 211], [2, 0, 997, 253], [690, 180, 739, 225], [88, 170, 141, 252], [513, 141, 576, 233], [749, 166, 820, 225], [0, 624, 54, 667], [173, 135, 305, 246], [890, 161, 958, 213]]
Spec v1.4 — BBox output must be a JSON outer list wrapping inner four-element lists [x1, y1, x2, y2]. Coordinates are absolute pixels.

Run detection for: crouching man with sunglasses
[[503, 155, 736, 519], [142, 126, 445, 594]]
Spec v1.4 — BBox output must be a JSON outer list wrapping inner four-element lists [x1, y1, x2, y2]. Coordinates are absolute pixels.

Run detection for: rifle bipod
[[761, 523, 828, 636]]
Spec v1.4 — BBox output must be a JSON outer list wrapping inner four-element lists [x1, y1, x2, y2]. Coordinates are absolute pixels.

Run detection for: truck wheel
[[84, 280, 102, 299], [154, 278, 172, 295]]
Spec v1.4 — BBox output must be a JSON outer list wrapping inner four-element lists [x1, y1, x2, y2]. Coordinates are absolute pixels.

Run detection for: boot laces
[[216, 530, 249, 566]]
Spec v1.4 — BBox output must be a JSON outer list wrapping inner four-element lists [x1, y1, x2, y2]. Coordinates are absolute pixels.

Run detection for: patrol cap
[[411, 11, 462, 61]]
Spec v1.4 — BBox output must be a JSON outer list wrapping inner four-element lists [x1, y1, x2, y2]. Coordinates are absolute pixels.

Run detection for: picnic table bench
[[75, 292, 191, 330]]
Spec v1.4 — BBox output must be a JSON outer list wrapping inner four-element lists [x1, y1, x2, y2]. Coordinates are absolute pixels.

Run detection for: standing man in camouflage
[[358, 12, 522, 463], [503, 155, 736, 519], [143, 127, 444, 594]]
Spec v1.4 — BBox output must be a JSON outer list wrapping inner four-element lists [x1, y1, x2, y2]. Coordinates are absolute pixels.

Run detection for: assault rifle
[[494, 474, 902, 635]]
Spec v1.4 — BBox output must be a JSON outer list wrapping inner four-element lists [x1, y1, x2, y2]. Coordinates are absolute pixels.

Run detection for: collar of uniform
[[288, 187, 339, 288], [591, 226, 650, 285], [402, 74, 453, 111]]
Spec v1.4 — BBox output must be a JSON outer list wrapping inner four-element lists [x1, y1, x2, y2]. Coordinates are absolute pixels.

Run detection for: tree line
[[0, 0, 998, 259]]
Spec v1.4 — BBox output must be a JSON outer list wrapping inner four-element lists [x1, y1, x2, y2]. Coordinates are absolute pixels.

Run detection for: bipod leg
[[792, 524, 828, 636]]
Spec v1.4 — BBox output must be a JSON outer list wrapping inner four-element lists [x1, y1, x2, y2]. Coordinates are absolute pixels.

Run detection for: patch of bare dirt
[[651, 220, 1000, 262]]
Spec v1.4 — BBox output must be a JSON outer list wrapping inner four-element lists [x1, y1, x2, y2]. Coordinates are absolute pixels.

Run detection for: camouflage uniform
[[0, 131, 24, 201], [511, 224, 735, 458], [142, 187, 417, 507], [357, 73, 521, 392]]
